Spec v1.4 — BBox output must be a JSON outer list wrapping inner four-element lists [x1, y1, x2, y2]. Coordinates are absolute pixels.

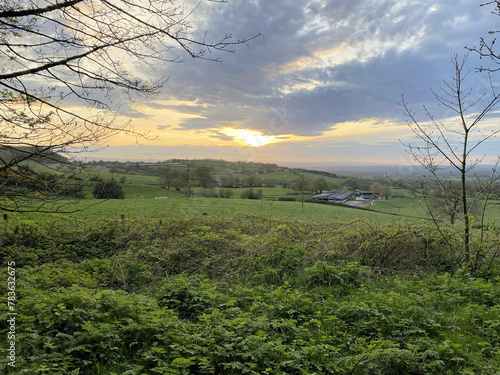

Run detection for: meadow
[[9, 183, 431, 225]]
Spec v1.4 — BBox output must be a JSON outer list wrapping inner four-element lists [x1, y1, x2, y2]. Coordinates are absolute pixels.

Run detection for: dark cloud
[[208, 130, 234, 142], [129, 0, 499, 139], [156, 125, 179, 131]]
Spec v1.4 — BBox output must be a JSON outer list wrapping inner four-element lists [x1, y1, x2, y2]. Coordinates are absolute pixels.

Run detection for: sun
[[220, 127, 280, 147]]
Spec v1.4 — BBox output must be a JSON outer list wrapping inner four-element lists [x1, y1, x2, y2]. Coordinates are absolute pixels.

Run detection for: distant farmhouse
[[310, 189, 355, 203]]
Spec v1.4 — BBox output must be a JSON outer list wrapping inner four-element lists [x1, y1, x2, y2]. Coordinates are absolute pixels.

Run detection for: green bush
[[240, 188, 263, 199], [198, 188, 218, 198], [92, 179, 125, 199], [218, 188, 234, 198], [276, 195, 296, 201]]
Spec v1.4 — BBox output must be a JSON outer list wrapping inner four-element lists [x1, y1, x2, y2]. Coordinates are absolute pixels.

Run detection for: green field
[[372, 198, 430, 218], [13, 195, 411, 224], [9, 182, 434, 224], [12, 180, 500, 226]]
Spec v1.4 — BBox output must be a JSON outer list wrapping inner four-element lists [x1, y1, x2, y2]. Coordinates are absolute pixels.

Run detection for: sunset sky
[[85, 1, 500, 168]]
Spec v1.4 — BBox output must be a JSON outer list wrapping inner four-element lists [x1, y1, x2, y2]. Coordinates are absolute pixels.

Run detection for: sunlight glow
[[219, 127, 281, 147]]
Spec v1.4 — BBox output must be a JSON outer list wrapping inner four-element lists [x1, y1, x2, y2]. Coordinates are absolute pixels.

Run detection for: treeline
[[159, 169, 348, 197], [294, 167, 338, 179], [90, 159, 284, 176], [155, 165, 342, 193]]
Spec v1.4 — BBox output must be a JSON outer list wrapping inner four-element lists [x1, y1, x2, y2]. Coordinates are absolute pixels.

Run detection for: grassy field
[[11, 191, 434, 226], [8, 175, 500, 228], [373, 197, 500, 224], [372, 198, 429, 218], [16, 196, 410, 223], [93, 172, 161, 185]]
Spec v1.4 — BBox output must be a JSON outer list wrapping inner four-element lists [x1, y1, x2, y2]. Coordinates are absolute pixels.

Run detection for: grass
[[371, 198, 429, 218], [3, 161, 500, 374], [373, 197, 500, 225], [14, 194, 427, 224], [122, 184, 182, 199], [191, 186, 297, 198], [95, 172, 161, 185], [8, 178, 500, 228]]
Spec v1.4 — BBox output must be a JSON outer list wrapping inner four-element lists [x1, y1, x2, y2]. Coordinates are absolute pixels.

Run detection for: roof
[[310, 189, 354, 201]]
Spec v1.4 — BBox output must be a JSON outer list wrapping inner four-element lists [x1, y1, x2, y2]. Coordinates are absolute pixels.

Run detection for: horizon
[[78, 155, 477, 179]]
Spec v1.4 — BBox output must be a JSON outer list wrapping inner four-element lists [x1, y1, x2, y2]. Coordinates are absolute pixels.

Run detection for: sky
[[83, 0, 500, 168]]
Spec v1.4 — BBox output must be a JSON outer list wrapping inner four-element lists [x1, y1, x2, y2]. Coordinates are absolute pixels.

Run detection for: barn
[[310, 189, 354, 203]]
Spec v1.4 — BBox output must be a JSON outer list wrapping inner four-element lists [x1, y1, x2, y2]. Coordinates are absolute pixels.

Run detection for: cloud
[[157, 125, 175, 131], [107, 0, 500, 164], [208, 130, 234, 142]]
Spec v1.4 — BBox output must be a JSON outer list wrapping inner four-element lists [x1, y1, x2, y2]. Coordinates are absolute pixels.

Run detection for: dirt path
[[343, 200, 374, 208]]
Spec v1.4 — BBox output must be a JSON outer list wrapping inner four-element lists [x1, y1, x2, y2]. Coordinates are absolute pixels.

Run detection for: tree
[[369, 181, 390, 197], [173, 171, 189, 191], [220, 174, 239, 188], [310, 177, 329, 193], [291, 176, 310, 193], [427, 180, 479, 225], [194, 166, 217, 189], [344, 177, 369, 191], [158, 168, 180, 190], [467, 1, 500, 73], [0, 0, 258, 212], [92, 179, 124, 199], [244, 175, 261, 188], [329, 181, 342, 190], [240, 188, 262, 199], [262, 178, 278, 188], [401, 54, 500, 266]]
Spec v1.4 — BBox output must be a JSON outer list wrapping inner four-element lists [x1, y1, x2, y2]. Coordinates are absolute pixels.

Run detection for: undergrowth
[[0, 215, 499, 374]]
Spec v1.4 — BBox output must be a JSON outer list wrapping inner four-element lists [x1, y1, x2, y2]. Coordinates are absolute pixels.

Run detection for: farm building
[[355, 191, 374, 200], [310, 189, 354, 203]]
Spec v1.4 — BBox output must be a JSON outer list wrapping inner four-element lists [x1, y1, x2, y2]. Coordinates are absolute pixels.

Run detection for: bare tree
[[426, 180, 479, 225], [194, 166, 217, 189], [401, 54, 500, 266], [467, 1, 500, 73], [0, 0, 258, 212], [158, 167, 180, 190]]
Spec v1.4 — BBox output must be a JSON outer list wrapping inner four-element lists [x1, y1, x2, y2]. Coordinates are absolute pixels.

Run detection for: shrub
[[240, 188, 262, 199], [89, 175, 103, 182], [218, 188, 234, 198], [198, 188, 218, 198], [92, 179, 125, 199], [57, 180, 86, 197], [277, 195, 296, 201]]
